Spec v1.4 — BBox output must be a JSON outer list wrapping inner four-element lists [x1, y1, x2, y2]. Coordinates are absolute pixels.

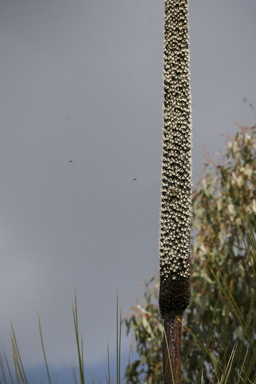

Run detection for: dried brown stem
[[163, 312, 182, 384]]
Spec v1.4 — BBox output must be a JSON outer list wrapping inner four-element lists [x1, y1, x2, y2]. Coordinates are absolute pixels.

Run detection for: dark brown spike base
[[159, 274, 191, 318]]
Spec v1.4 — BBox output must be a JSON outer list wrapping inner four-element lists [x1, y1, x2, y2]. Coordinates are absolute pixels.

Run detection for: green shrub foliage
[[124, 122, 256, 383]]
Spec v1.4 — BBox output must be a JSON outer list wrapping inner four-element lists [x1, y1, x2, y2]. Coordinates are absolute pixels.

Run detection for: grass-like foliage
[[0, 291, 123, 384]]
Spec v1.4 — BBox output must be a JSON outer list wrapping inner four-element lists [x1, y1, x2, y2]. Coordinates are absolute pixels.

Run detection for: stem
[[163, 312, 182, 384]]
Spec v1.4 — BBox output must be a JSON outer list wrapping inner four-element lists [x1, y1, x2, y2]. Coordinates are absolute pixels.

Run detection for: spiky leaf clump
[[159, 0, 192, 317]]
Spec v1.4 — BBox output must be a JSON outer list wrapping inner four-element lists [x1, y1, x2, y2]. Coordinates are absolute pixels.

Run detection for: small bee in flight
[[169, 187, 176, 194], [133, 178, 137, 181], [69, 160, 73, 163]]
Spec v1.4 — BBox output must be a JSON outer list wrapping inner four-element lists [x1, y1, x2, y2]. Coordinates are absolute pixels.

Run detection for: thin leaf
[[37, 312, 52, 384]]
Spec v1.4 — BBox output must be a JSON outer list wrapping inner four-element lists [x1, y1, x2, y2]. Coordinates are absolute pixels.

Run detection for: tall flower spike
[[159, 0, 192, 318]]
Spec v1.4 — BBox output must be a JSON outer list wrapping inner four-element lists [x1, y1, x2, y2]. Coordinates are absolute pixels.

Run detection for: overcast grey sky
[[1, 0, 256, 382]]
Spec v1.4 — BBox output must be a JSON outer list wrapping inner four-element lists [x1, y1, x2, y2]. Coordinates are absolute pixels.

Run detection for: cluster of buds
[[159, 0, 192, 317]]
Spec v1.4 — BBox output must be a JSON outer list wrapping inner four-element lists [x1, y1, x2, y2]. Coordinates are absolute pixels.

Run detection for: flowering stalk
[[159, 0, 192, 382]]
